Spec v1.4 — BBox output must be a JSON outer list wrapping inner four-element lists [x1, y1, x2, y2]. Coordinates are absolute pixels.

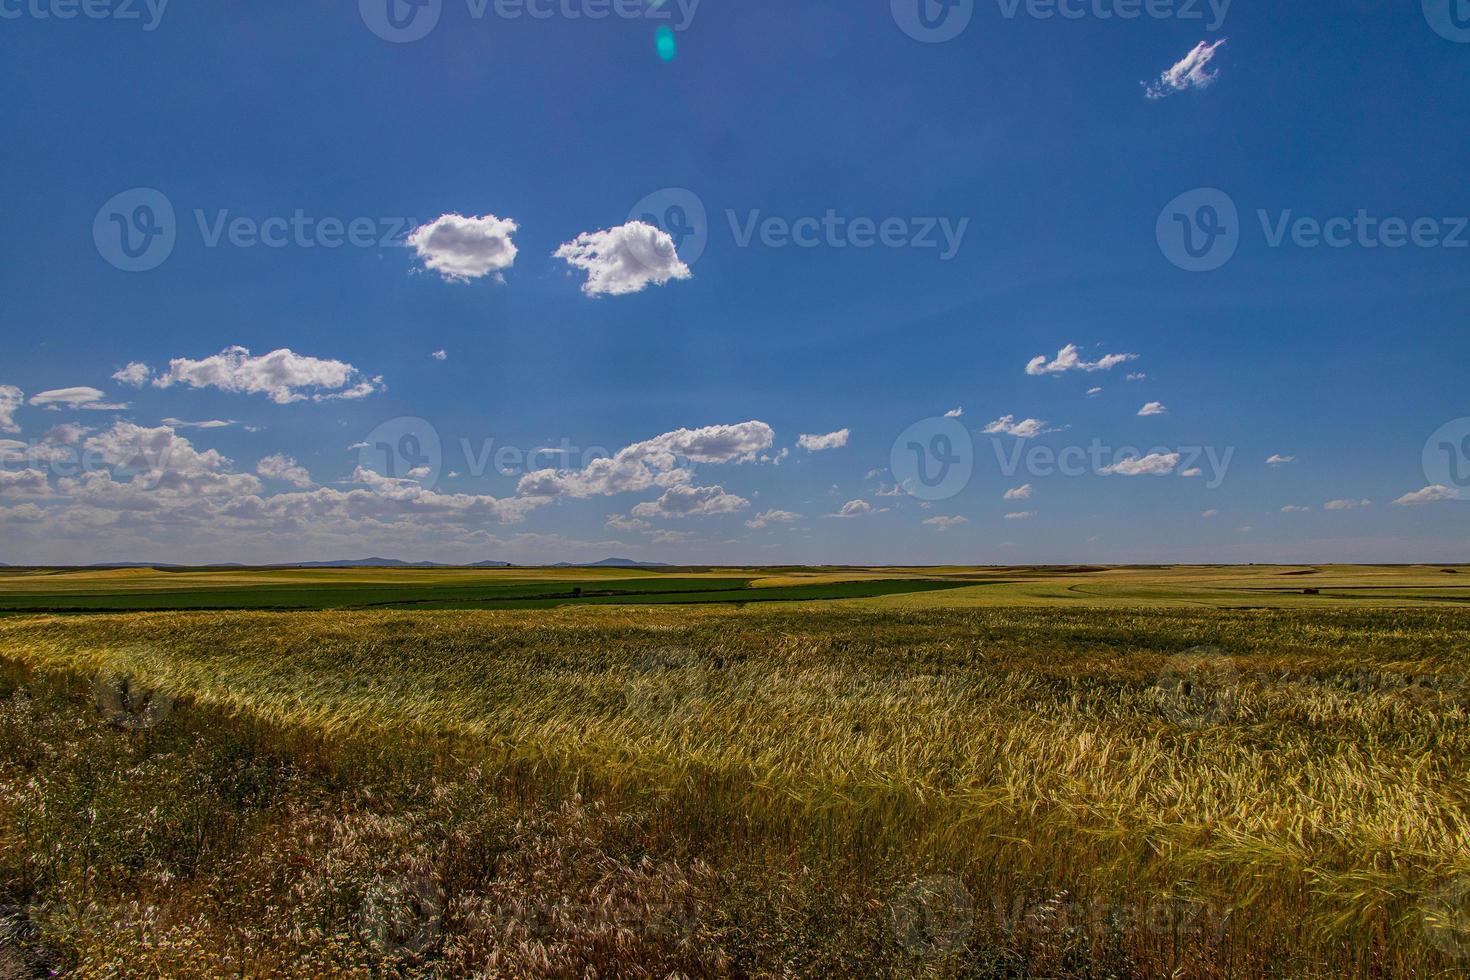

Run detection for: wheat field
[[1, 566, 1468, 976]]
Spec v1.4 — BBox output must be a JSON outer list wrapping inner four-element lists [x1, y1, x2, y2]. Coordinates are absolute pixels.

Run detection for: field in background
[[1, 565, 1468, 976], [1, 562, 1467, 612]]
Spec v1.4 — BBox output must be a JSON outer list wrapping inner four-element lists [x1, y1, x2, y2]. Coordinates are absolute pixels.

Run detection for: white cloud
[[1025, 343, 1138, 376], [923, 515, 968, 529], [746, 509, 800, 529], [1266, 454, 1296, 467], [430, 349, 448, 361], [112, 362, 151, 387], [944, 407, 964, 418], [1126, 373, 1147, 382], [1144, 39, 1227, 100], [797, 428, 850, 452], [606, 514, 653, 533], [553, 221, 691, 296], [1137, 401, 1167, 417], [161, 418, 236, 430], [1202, 509, 1218, 518], [1281, 505, 1311, 513], [407, 213, 519, 283], [827, 499, 876, 519], [0, 386, 21, 433], [651, 529, 695, 545], [153, 347, 383, 404], [1393, 485, 1461, 506], [983, 415, 1055, 439], [1099, 452, 1181, 476], [1003, 484, 1032, 501], [257, 454, 313, 488], [1180, 468, 1202, 478], [631, 484, 750, 519], [1324, 498, 1371, 511], [29, 387, 107, 409], [517, 420, 773, 499], [1086, 387, 1102, 398], [1004, 511, 1036, 520]]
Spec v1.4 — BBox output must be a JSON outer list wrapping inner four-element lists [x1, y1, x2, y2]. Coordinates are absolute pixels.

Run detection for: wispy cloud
[[1144, 39, 1228, 100]]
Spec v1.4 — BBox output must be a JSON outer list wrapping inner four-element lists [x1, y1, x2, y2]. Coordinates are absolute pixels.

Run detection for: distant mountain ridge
[[9, 557, 669, 570]]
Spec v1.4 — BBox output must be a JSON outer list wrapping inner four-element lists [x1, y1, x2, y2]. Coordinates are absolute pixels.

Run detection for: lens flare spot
[[655, 25, 677, 61]]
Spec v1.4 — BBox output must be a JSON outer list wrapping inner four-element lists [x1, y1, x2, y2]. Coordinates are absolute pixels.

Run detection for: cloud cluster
[[1393, 485, 1460, 506], [746, 509, 799, 529], [407, 213, 519, 283], [152, 347, 383, 404], [257, 454, 313, 488], [0, 386, 21, 433], [554, 221, 692, 296], [517, 421, 773, 499], [631, 484, 749, 519], [1026, 344, 1137, 376]]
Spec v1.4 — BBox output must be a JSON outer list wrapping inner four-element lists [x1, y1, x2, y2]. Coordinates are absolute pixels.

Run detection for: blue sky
[[1, 0, 1467, 564]]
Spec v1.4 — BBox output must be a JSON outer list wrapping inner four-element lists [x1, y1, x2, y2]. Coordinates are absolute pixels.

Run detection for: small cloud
[[983, 415, 1056, 438], [944, 407, 964, 418], [407, 213, 519, 283], [1004, 511, 1036, 520], [827, 499, 880, 518], [1137, 401, 1167, 417], [112, 362, 151, 387], [1267, 454, 1296, 467], [1393, 485, 1461, 506], [797, 428, 850, 452], [1003, 484, 1033, 501], [1324, 498, 1371, 511], [1086, 387, 1103, 398], [161, 418, 236, 430], [923, 515, 968, 529], [29, 387, 127, 411], [0, 386, 20, 433], [1180, 468, 1202, 478], [1281, 505, 1311, 513], [1026, 343, 1138, 376], [1144, 38, 1227, 100], [1202, 509, 1219, 518], [430, 349, 448, 361], [1126, 373, 1147, 382], [746, 509, 800, 529], [1099, 452, 1180, 476], [554, 221, 691, 296]]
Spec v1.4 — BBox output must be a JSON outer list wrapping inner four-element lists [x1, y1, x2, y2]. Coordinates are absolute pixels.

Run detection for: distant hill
[[287, 558, 516, 568], [552, 557, 670, 568]]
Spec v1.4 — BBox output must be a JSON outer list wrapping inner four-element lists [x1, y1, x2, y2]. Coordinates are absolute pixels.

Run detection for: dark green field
[[0, 574, 971, 614]]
